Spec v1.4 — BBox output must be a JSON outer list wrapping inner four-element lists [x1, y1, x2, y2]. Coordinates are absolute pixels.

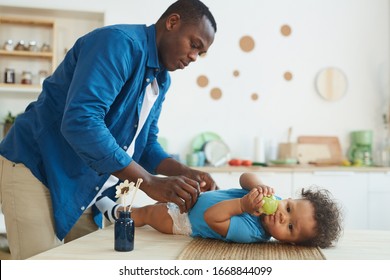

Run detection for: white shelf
[[0, 84, 41, 94]]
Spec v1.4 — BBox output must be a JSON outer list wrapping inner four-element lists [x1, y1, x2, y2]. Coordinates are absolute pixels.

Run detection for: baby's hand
[[255, 184, 276, 215], [240, 185, 276, 215], [240, 188, 264, 215], [256, 184, 275, 197]]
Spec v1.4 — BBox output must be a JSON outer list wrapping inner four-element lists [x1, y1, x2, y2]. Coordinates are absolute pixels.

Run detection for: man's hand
[[183, 168, 218, 192], [113, 158, 218, 214], [142, 175, 200, 214], [143, 168, 218, 213]]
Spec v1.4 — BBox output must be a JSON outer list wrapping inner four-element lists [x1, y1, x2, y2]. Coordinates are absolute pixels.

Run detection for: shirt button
[[134, 124, 138, 128], [123, 145, 128, 150], [155, 68, 159, 72], [81, 206, 85, 211], [95, 186, 99, 191], [146, 78, 150, 83]]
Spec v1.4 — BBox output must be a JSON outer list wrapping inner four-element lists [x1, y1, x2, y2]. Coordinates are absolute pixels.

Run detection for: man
[[0, 0, 217, 259]]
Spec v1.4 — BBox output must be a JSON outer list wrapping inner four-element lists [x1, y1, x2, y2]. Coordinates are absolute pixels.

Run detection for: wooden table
[[30, 225, 192, 260], [29, 225, 390, 260], [322, 229, 390, 260]]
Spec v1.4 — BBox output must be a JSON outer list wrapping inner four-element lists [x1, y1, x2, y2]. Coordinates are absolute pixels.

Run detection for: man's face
[[261, 198, 317, 244], [158, 14, 215, 71]]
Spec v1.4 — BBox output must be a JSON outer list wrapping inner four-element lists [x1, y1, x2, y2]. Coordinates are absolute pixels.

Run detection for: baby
[[107, 172, 343, 248]]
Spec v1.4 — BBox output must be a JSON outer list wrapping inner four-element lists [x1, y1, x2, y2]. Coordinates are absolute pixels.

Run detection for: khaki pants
[[0, 156, 99, 259]]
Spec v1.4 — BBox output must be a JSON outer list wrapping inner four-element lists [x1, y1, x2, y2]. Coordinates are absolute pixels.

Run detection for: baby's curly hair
[[296, 187, 343, 249]]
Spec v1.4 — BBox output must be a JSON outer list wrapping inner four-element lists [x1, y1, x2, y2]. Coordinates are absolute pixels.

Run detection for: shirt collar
[[146, 24, 164, 72]]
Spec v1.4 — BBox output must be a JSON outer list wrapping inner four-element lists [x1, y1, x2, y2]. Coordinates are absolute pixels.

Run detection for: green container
[[351, 130, 373, 145], [348, 130, 373, 166]]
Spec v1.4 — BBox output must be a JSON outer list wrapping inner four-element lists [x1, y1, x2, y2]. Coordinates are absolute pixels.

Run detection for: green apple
[[260, 195, 279, 215]]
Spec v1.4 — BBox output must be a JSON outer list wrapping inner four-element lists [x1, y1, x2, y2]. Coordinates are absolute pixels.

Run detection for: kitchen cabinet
[[292, 171, 368, 230], [0, 16, 56, 93], [368, 172, 390, 230]]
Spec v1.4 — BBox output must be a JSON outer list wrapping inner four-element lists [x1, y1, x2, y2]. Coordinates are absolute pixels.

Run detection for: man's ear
[[166, 14, 181, 30]]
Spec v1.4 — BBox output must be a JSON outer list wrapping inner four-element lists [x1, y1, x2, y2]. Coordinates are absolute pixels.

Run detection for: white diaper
[[166, 202, 192, 236]]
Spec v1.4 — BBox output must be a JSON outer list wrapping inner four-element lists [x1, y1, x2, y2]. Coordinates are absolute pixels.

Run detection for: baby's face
[[261, 198, 317, 244]]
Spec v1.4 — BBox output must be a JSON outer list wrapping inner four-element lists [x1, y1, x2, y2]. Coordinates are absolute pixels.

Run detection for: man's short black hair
[[158, 0, 217, 32]]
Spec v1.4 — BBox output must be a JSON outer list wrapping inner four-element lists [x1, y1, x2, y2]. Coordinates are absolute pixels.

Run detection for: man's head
[[261, 188, 342, 248], [155, 0, 217, 71]]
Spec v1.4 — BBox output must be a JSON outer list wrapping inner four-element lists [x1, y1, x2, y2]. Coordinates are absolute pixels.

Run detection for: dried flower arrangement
[[115, 178, 143, 212]]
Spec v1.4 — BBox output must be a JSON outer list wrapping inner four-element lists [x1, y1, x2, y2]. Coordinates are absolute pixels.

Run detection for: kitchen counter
[[29, 225, 390, 260], [195, 165, 390, 173]]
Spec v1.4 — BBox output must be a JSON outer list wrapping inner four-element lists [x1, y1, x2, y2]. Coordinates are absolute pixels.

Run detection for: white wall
[[1, 0, 389, 162]]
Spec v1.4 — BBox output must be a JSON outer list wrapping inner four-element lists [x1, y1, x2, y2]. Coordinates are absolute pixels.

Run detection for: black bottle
[[114, 211, 134, 252]]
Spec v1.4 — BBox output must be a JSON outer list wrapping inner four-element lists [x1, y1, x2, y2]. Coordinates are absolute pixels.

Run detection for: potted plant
[[3, 111, 16, 136]]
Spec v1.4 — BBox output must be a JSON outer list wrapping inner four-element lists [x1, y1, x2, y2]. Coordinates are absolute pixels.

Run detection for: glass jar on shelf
[[4, 68, 15, 84], [28, 41, 38, 52], [21, 71, 32, 85], [14, 40, 26, 51], [3, 40, 13, 51], [40, 43, 51, 52]]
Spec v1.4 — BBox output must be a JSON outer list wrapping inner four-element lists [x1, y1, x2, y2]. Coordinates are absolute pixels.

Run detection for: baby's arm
[[204, 188, 264, 237], [239, 172, 275, 194]]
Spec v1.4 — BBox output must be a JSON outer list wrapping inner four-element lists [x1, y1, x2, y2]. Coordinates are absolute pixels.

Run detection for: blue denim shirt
[[0, 24, 171, 240]]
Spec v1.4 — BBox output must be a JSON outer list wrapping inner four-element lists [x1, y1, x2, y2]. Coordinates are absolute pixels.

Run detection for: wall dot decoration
[[251, 93, 259, 101], [239, 35, 255, 52], [281, 24, 292, 36], [197, 75, 209, 88], [284, 71, 293, 81], [197, 25, 295, 101], [210, 87, 222, 100]]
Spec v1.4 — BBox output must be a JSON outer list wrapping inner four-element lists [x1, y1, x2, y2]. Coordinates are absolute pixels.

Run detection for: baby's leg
[[131, 203, 173, 234]]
